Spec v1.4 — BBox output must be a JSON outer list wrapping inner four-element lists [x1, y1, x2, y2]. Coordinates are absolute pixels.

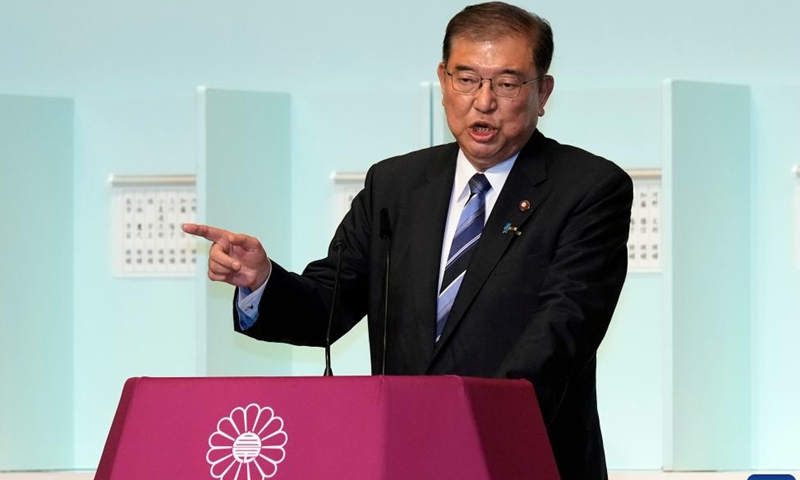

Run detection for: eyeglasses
[[445, 69, 547, 98]]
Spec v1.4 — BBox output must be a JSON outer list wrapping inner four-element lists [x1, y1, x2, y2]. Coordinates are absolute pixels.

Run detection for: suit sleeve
[[494, 166, 633, 424], [232, 165, 377, 347]]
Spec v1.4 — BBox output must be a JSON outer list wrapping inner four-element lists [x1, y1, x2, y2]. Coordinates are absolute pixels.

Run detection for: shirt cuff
[[235, 266, 271, 331]]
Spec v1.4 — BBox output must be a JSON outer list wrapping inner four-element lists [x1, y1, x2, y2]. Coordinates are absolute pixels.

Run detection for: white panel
[[331, 171, 366, 222], [111, 179, 197, 277], [628, 173, 662, 272]]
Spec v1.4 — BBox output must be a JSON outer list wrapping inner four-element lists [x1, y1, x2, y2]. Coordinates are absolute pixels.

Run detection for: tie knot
[[468, 173, 492, 197]]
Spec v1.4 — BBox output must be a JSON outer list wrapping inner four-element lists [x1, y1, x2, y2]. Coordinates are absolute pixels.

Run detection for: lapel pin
[[519, 200, 531, 212], [502, 222, 522, 236]]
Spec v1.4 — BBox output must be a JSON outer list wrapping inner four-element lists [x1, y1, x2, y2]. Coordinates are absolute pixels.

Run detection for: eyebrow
[[450, 65, 525, 76]]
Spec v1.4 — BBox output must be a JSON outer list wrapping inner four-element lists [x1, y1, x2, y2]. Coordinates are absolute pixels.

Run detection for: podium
[[96, 375, 560, 479]]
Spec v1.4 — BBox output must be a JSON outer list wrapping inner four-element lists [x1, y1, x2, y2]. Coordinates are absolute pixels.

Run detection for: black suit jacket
[[237, 130, 633, 480]]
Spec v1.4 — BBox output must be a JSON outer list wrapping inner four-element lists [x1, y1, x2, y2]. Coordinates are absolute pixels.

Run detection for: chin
[[466, 145, 501, 159]]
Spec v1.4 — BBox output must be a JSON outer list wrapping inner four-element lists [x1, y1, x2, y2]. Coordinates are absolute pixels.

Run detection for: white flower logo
[[207, 403, 288, 479]]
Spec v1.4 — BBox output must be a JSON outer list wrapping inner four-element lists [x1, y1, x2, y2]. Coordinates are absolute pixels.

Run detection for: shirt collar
[[453, 150, 519, 202]]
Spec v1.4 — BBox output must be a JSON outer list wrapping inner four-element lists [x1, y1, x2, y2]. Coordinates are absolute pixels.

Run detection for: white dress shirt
[[437, 150, 518, 291]]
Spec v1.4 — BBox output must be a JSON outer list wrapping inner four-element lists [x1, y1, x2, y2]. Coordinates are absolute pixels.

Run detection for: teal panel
[[0, 95, 74, 469], [667, 80, 751, 470], [749, 86, 800, 469], [199, 88, 293, 376]]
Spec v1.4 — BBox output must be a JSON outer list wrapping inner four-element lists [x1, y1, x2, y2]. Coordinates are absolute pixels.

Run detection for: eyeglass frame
[[444, 68, 549, 98]]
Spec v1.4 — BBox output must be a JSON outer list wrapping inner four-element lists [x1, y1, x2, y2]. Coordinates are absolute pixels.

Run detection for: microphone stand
[[324, 239, 345, 377], [379, 209, 392, 376]]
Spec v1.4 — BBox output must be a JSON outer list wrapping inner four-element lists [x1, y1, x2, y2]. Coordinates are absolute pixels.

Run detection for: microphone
[[324, 238, 346, 377], [379, 209, 392, 375]]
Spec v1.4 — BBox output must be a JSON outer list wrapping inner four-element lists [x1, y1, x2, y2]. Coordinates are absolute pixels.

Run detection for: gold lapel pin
[[519, 200, 531, 212]]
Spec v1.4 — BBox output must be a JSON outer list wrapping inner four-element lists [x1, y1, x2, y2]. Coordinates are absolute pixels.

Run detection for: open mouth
[[469, 121, 496, 141]]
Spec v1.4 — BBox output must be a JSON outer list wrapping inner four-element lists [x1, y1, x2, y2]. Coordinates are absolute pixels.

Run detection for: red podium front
[[96, 375, 559, 480]]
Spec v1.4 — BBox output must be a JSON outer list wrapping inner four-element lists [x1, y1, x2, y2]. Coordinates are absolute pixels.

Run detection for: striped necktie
[[436, 173, 492, 343]]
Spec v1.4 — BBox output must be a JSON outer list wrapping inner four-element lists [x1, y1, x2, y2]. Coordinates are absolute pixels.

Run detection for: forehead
[[448, 34, 535, 73]]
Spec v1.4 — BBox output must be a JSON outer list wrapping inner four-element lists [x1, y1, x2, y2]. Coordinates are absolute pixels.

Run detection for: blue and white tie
[[436, 173, 492, 343]]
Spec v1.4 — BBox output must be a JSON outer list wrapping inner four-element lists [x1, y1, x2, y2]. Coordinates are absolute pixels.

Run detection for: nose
[[473, 79, 497, 112]]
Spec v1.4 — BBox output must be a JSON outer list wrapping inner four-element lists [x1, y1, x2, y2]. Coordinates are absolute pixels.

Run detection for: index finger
[[182, 223, 230, 243]]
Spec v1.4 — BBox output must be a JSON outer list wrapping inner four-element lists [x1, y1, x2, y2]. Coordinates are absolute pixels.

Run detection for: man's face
[[437, 35, 554, 170]]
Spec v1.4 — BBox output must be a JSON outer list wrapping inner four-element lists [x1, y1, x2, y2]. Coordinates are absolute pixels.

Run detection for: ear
[[537, 75, 555, 117], [437, 62, 447, 95]]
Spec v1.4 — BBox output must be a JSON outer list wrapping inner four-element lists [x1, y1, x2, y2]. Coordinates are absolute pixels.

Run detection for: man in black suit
[[185, 2, 632, 479]]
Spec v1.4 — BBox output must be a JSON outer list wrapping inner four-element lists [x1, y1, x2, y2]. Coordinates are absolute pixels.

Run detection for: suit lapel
[[402, 144, 458, 365], [430, 131, 550, 360]]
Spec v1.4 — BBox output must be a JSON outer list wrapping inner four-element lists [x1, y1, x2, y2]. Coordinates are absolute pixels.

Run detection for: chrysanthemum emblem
[[207, 403, 288, 479]]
